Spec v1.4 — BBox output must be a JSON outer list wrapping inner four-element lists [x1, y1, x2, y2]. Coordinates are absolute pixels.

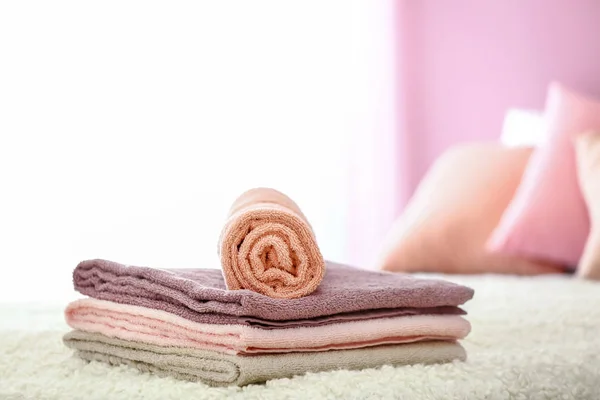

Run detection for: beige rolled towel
[[218, 188, 325, 299]]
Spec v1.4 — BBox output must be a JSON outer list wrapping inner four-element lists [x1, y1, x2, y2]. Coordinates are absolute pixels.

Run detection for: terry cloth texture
[[73, 259, 474, 323], [218, 188, 325, 299], [65, 298, 471, 354], [63, 330, 467, 387]]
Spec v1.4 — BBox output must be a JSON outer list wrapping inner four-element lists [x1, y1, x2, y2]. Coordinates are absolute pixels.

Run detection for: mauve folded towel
[[64, 330, 467, 387], [243, 305, 465, 329], [218, 188, 325, 299], [65, 298, 471, 354], [73, 259, 474, 324]]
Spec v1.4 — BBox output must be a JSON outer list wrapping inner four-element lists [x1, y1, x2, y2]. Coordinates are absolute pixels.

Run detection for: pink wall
[[396, 0, 600, 202]]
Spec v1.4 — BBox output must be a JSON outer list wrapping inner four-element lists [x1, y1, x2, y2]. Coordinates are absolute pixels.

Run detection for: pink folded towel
[[65, 298, 471, 355], [73, 259, 474, 325]]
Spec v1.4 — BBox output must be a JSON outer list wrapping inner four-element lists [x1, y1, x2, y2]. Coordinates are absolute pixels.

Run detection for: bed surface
[[2, 274, 599, 400]]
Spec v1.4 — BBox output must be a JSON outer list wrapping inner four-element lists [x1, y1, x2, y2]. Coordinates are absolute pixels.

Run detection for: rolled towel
[[218, 188, 325, 299]]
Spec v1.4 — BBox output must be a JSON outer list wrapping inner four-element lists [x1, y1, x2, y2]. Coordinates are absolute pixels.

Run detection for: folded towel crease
[[73, 259, 474, 324], [64, 330, 467, 387], [65, 298, 471, 354]]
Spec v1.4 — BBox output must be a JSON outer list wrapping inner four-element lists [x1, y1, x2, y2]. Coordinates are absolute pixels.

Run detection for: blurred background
[[1, 0, 600, 301]]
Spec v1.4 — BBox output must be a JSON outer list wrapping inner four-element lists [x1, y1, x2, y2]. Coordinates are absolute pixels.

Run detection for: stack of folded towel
[[63, 188, 475, 386]]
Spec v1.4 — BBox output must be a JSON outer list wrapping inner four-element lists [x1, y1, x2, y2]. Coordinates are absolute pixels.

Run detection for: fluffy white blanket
[[1, 274, 599, 400]]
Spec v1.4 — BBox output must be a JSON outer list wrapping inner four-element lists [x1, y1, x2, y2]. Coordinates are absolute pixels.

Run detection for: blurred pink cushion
[[487, 83, 600, 267], [574, 131, 600, 280], [377, 143, 562, 275]]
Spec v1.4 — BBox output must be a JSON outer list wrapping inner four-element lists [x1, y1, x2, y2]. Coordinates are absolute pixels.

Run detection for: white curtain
[[0, 0, 397, 301]]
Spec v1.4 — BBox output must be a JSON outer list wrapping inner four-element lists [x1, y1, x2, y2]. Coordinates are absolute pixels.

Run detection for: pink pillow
[[487, 83, 600, 267], [573, 131, 600, 279], [377, 143, 563, 275]]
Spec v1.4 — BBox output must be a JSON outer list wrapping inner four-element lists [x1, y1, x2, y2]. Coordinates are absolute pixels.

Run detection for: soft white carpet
[[2, 274, 600, 400]]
